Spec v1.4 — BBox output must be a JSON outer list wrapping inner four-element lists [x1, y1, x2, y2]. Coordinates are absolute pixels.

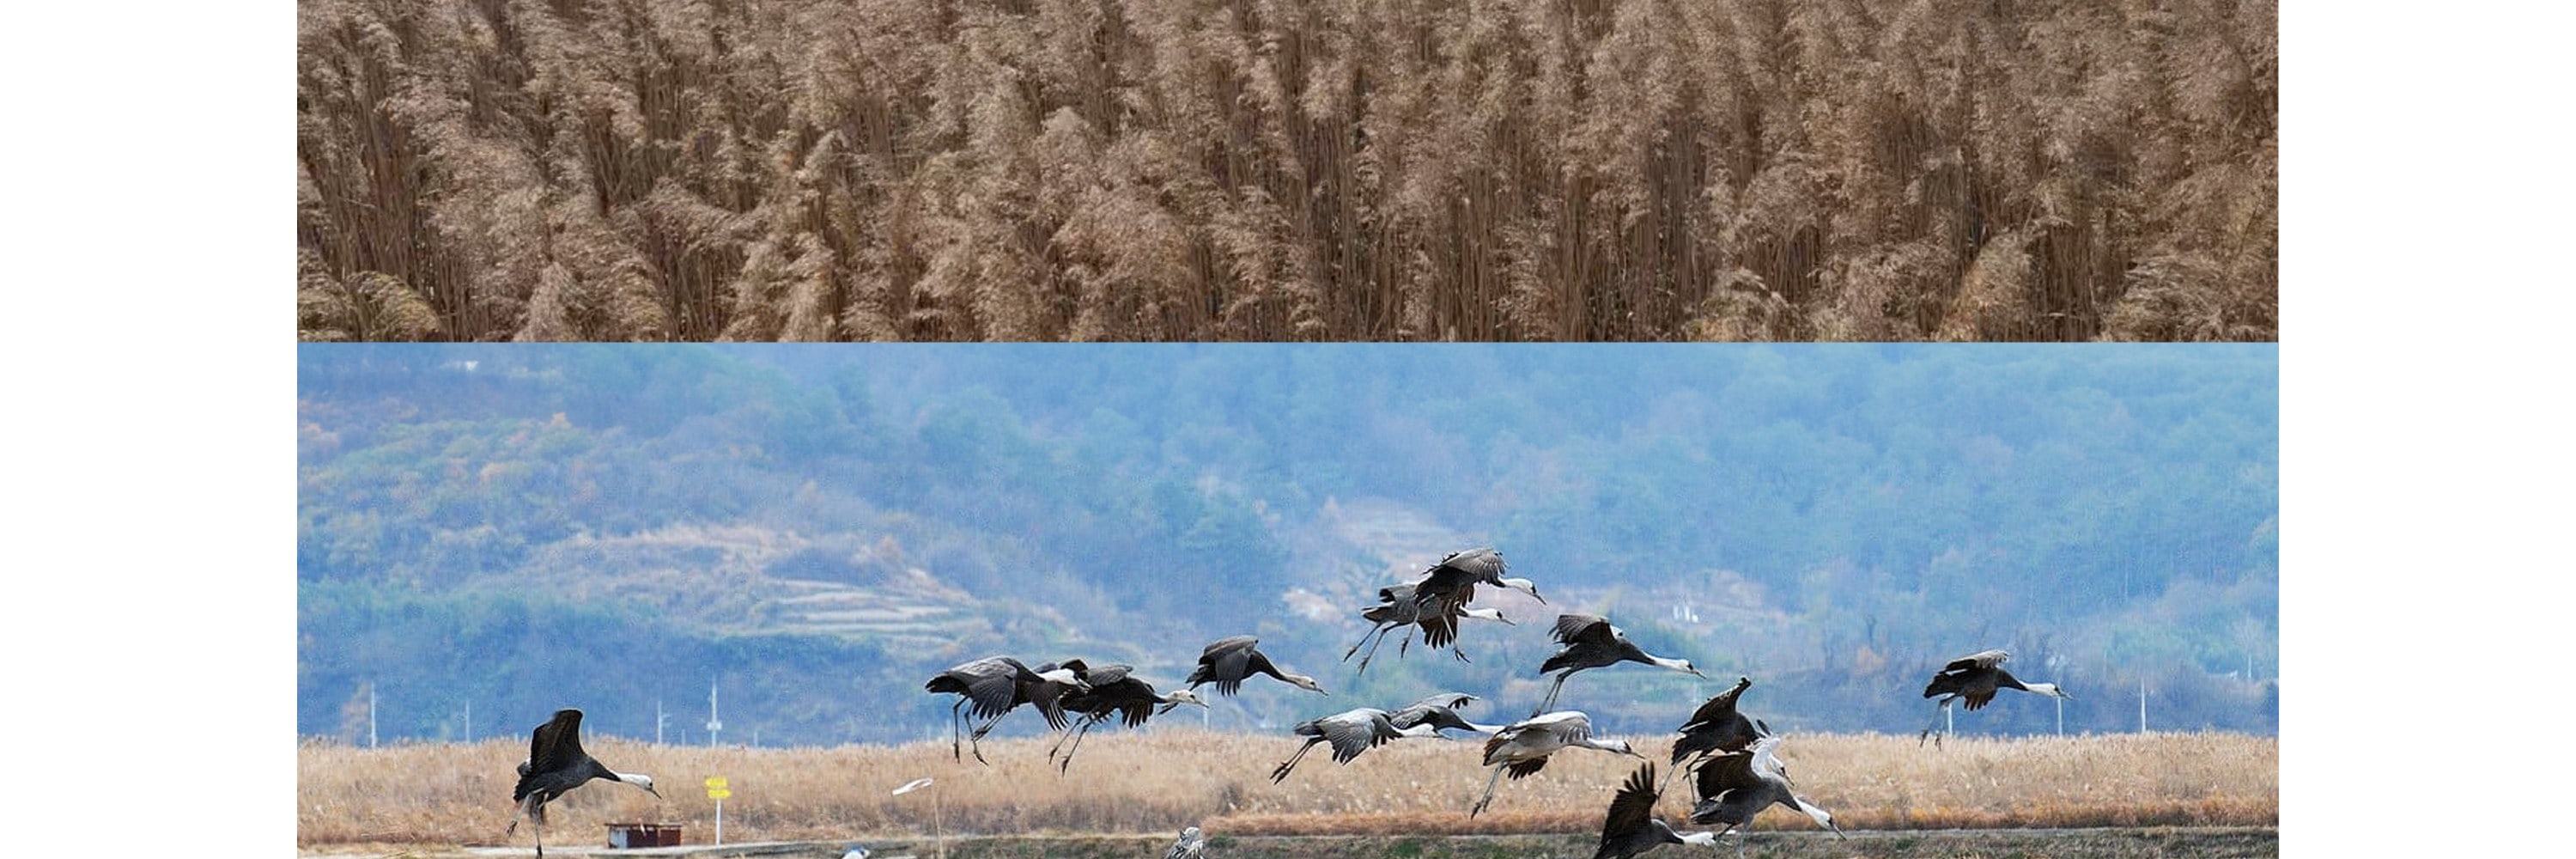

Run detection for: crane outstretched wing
[[1552, 612, 1615, 646], [1693, 747, 1760, 796], [961, 661, 1025, 720], [1682, 677, 1753, 728], [1941, 649, 2010, 673], [1597, 764, 1662, 853], [1412, 547, 1504, 604], [516, 709, 586, 801], [1321, 710, 1398, 764]]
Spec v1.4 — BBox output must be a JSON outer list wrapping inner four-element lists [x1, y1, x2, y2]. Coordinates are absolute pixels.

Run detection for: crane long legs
[[947, 699, 998, 764], [1470, 765, 1510, 817], [1268, 738, 1325, 783], [1917, 698, 1956, 747], [1660, 754, 1698, 794], [1048, 716, 1103, 772], [506, 796, 549, 859], [1344, 622, 1399, 673], [1532, 670, 1578, 717]]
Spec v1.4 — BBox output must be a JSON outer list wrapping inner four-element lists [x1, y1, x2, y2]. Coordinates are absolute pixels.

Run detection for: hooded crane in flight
[[1408, 547, 1544, 610], [1670, 677, 1759, 763], [1388, 691, 1504, 736], [1046, 662, 1208, 771], [1267, 706, 1439, 783], [1665, 676, 1759, 790], [1472, 710, 1643, 816], [1595, 763, 1722, 859], [1918, 649, 2071, 746], [1689, 728, 1844, 857], [1344, 582, 1516, 674], [1534, 612, 1707, 716], [1187, 636, 1327, 697], [508, 709, 660, 859], [924, 655, 1089, 764]]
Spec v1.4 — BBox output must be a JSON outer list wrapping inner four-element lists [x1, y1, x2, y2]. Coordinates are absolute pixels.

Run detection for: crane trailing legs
[[1045, 663, 1208, 772], [1534, 612, 1705, 717], [1268, 708, 1435, 783], [1917, 649, 2071, 747], [925, 656, 1089, 764]]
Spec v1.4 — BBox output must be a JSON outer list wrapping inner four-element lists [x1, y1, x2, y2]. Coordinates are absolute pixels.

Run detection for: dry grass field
[[297, 0, 2275, 342], [296, 728, 2273, 847]]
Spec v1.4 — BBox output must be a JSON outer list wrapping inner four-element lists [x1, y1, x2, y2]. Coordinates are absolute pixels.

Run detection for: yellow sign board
[[704, 777, 729, 789], [707, 788, 733, 800]]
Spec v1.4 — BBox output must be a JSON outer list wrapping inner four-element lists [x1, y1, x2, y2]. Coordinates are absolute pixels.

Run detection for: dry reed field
[[297, 0, 2274, 342], [296, 728, 2274, 847]]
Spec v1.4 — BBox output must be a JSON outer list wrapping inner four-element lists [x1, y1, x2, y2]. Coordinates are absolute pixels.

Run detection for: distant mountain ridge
[[297, 344, 2278, 746]]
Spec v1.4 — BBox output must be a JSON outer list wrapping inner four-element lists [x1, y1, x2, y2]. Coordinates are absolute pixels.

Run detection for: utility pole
[[2138, 678, 2148, 734], [368, 685, 379, 748], [464, 699, 472, 743], [707, 679, 724, 747], [656, 699, 667, 745]]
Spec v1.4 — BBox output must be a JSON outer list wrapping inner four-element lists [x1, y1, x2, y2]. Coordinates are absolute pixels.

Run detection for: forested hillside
[[298, 344, 2276, 745], [295, 0, 2275, 342]]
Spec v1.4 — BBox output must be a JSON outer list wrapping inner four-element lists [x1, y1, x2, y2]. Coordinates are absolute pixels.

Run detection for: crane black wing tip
[[1625, 762, 1657, 793]]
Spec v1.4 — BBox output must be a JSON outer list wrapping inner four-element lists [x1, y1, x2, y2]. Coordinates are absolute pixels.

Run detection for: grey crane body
[[1188, 636, 1327, 697], [1688, 730, 1842, 857], [1534, 612, 1705, 716], [508, 709, 659, 859], [1408, 547, 1544, 610], [1472, 710, 1641, 816], [1918, 649, 2070, 746], [1671, 677, 1759, 765], [1345, 582, 1515, 673], [1047, 662, 1208, 771], [1596, 764, 1720, 859], [1388, 691, 1503, 736], [925, 655, 1090, 763], [1268, 707, 1436, 783]]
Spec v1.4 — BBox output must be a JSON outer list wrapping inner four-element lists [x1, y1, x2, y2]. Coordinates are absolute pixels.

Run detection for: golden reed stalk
[[299, 728, 2274, 846]]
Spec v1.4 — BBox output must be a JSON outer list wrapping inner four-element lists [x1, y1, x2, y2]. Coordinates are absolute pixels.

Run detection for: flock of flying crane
[[506, 547, 2075, 859]]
